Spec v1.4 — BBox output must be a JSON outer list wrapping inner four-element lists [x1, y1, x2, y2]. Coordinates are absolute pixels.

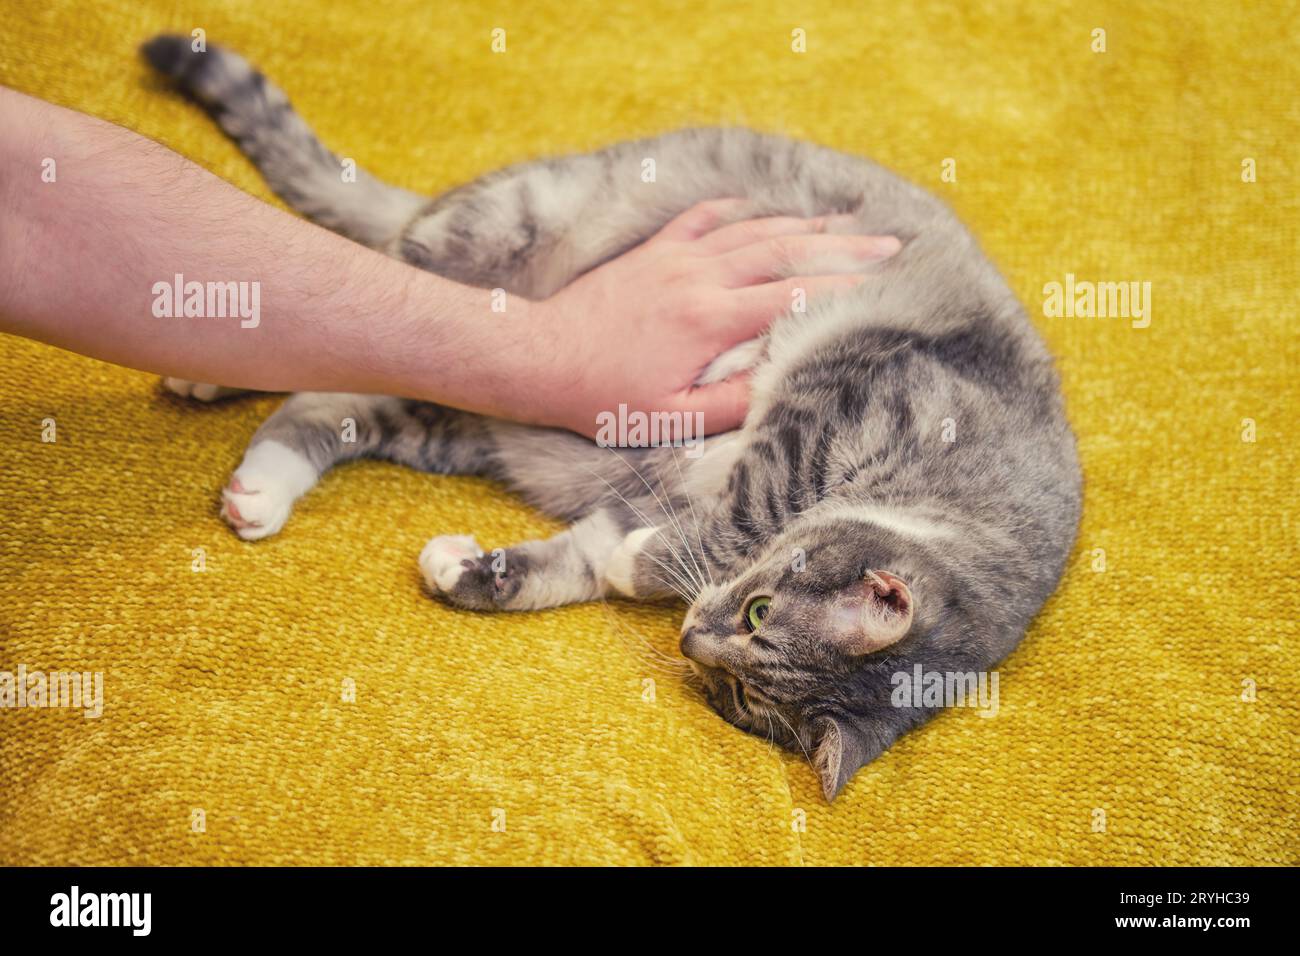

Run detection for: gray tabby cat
[[142, 35, 1081, 800]]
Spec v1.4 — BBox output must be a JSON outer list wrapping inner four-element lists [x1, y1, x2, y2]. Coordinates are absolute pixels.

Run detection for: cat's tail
[[141, 35, 424, 249]]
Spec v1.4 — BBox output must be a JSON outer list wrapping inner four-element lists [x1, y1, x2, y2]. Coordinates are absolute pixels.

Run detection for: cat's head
[[680, 517, 938, 801]]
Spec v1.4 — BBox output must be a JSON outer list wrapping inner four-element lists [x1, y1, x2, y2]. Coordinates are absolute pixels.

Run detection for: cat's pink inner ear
[[849, 570, 914, 654]]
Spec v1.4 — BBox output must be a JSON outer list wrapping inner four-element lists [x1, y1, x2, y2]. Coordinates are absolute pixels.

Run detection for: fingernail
[[811, 213, 858, 232], [859, 236, 902, 259]]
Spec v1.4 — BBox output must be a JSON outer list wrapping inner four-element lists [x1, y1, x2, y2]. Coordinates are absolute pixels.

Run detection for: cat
[[142, 35, 1082, 800]]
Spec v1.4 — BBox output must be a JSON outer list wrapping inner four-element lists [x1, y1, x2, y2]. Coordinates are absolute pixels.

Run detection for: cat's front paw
[[220, 441, 317, 541], [419, 535, 523, 610], [163, 378, 247, 402]]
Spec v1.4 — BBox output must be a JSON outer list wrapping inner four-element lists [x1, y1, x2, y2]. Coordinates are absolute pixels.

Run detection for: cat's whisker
[[645, 564, 698, 604], [651, 576, 692, 604], [595, 590, 686, 658], [569, 457, 702, 600], [574, 453, 703, 599], [654, 491, 708, 596], [602, 629, 691, 682], [769, 707, 813, 769], [670, 447, 715, 588], [602, 449, 705, 596], [595, 596, 691, 673], [644, 503, 705, 599], [554, 457, 708, 625], [626, 544, 696, 602]]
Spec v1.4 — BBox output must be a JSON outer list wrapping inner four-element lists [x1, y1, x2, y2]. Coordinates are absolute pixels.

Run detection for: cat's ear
[[832, 570, 914, 655], [811, 716, 881, 801]]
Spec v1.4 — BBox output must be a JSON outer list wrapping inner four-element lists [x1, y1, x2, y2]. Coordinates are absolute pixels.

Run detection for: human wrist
[[519, 294, 607, 435], [0, 91, 47, 325], [379, 280, 574, 431]]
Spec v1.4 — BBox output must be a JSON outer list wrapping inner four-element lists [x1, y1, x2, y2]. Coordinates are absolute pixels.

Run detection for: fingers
[[655, 198, 751, 242], [693, 213, 859, 255], [718, 233, 901, 286], [668, 374, 754, 435], [577, 377, 752, 441], [723, 274, 867, 338]]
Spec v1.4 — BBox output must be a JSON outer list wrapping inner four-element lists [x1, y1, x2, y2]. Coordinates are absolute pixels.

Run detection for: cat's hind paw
[[164, 378, 248, 402], [220, 441, 317, 541]]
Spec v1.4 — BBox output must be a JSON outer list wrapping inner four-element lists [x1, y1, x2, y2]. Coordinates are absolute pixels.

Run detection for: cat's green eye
[[743, 595, 772, 632]]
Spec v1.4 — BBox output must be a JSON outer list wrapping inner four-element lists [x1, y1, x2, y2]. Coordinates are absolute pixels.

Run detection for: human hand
[[527, 199, 900, 439]]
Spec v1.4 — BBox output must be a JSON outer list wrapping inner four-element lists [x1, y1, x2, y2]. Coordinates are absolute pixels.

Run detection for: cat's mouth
[[682, 630, 748, 712], [688, 661, 803, 751], [689, 661, 755, 725]]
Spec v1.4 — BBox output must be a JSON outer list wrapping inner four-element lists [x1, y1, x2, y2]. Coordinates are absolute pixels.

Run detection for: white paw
[[220, 441, 318, 541], [419, 535, 484, 593], [605, 527, 659, 597], [695, 337, 767, 386], [164, 378, 244, 402]]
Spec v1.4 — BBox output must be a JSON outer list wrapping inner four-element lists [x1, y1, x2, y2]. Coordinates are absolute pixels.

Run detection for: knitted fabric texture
[[0, 0, 1295, 865]]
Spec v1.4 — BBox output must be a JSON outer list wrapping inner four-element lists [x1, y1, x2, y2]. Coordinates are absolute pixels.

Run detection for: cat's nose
[[679, 627, 719, 667]]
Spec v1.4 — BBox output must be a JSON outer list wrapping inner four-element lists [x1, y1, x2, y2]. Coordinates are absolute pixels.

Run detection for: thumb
[[669, 373, 754, 436]]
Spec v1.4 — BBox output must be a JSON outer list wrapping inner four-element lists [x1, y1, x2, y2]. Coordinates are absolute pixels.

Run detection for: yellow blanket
[[1, 0, 1295, 866]]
